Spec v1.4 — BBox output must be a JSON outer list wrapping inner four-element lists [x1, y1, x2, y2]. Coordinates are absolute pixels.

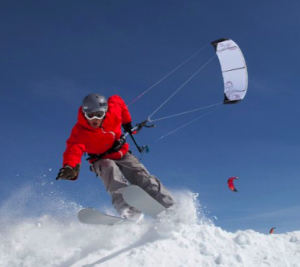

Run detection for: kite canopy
[[227, 176, 239, 192], [270, 227, 276, 234], [211, 38, 248, 104]]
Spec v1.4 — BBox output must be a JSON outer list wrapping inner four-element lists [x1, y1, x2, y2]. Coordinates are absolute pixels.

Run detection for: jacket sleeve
[[109, 95, 132, 124], [121, 100, 131, 124], [63, 125, 85, 170]]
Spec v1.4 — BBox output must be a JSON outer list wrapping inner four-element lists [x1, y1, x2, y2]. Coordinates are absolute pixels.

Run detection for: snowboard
[[78, 208, 126, 225], [78, 186, 167, 225], [122, 185, 167, 218]]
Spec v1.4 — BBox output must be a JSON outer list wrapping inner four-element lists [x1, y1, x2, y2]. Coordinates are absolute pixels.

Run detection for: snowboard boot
[[120, 206, 144, 223]]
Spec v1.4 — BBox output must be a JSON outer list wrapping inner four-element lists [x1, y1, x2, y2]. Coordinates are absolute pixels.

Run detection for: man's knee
[[141, 176, 160, 195]]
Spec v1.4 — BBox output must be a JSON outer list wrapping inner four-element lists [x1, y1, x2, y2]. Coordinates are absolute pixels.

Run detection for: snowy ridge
[[0, 185, 299, 267]]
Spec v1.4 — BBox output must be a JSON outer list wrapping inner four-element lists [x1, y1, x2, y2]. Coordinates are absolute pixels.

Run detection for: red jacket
[[63, 95, 131, 168]]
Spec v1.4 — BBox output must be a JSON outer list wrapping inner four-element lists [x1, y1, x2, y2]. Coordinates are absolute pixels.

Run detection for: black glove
[[56, 164, 81, 180], [122, 122, 136, 134], [122, 122, 133, 133]]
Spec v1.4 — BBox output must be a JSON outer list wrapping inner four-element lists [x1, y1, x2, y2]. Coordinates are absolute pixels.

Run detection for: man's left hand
[[122, 122, 137, 134]]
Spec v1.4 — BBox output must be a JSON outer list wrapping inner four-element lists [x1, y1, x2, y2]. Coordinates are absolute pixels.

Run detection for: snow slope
[[0, 185, 299, 267]]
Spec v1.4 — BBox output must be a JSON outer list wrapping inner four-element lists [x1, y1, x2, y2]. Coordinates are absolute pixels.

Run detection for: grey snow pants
[[92, 152, 175, 214]]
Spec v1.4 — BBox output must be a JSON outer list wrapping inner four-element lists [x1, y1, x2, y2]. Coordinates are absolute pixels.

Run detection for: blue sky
[[1, 0, 300, 233]]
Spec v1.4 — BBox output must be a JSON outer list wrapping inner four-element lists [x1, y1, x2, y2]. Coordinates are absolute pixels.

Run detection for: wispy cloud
[[30, 77, 89, 102], [29, 77, 119, 104], [222, 205, 300, 223]]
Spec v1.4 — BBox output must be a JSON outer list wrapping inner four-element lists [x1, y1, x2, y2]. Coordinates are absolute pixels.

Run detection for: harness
[[86, 135, 126, 162], [87, 120, 154, 163]]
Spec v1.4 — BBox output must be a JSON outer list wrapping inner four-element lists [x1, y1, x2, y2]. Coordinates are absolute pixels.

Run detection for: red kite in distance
[[227, 177, 239, 192]]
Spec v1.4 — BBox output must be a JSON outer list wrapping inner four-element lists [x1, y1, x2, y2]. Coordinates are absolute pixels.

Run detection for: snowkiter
[[56, 93, 175, 220]]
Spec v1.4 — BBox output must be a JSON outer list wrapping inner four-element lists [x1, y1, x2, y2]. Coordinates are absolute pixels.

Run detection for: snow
[[0, 186, 299, 267]]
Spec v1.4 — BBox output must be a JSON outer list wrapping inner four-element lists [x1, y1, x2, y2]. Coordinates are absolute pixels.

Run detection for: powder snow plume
[[0, 181, 299, 267]]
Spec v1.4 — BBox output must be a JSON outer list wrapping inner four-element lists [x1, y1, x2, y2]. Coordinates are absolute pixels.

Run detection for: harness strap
[[86, 135, 126, 162]]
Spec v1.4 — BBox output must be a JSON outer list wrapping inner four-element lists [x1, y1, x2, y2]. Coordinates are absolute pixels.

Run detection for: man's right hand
[[56, 164, 81, 180]]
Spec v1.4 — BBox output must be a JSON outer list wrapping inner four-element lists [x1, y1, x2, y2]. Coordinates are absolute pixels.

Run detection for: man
[[56, 93, 175, 221]]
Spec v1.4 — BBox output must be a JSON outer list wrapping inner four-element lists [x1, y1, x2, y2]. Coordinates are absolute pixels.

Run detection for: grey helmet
[[82, 93, 108, 113]]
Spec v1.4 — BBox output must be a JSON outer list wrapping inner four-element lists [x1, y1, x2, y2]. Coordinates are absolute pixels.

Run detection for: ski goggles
[[84, 110, 106, 120]]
